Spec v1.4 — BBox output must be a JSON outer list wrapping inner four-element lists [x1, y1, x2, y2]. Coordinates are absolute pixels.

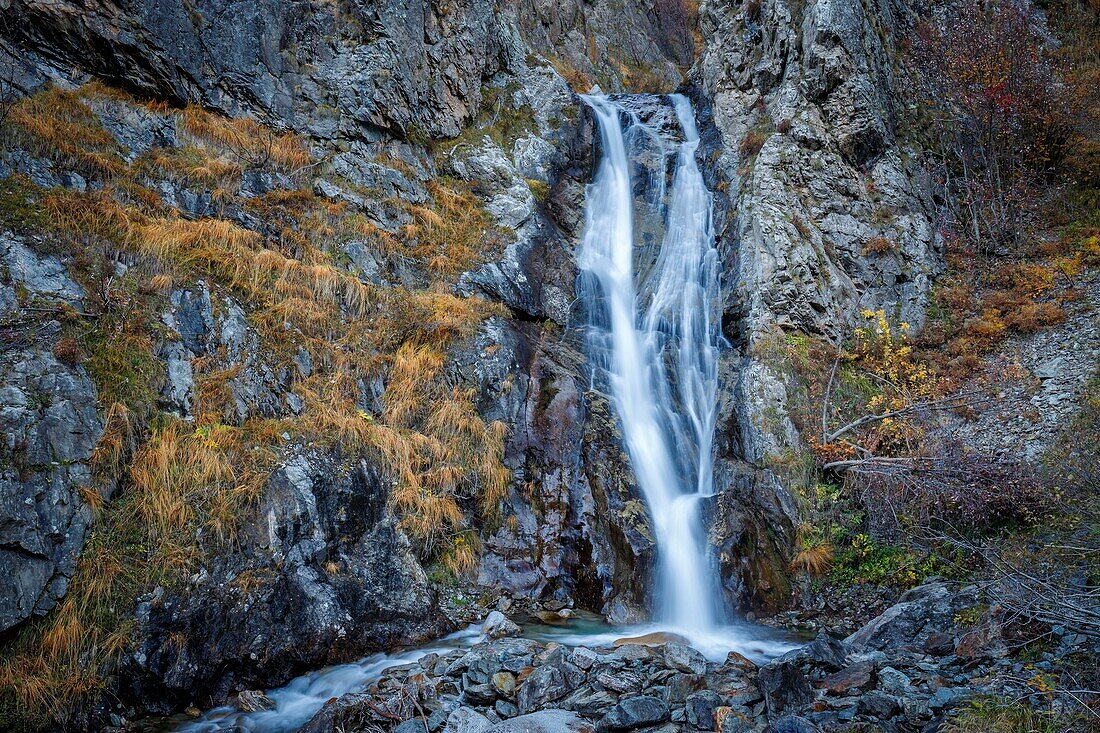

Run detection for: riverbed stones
[[598, 695, 670, 731], [483, 611, 522, 640]]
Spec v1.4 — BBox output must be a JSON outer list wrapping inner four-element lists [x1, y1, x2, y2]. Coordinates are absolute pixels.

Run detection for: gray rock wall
[[0, 232, 103, 634], [690, 0, 943, 462]]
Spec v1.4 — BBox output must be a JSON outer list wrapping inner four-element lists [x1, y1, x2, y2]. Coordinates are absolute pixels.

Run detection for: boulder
[[685, 690, 724, 729], [857, 691, 901, 719], [613, 632, 691, 647], [845, 582, 971, 651], [483, 611, 522, 640], [767, 716, 823, 733], [598, 696, 670, 731], [663, 643, 708, 675], [818, 662, 874, 695], [487, 710, 594, 733], [876, 667, 912, 695], [517, 665, 570, 713], [756, 659, 814, 717], [446, 707, 493, 733]]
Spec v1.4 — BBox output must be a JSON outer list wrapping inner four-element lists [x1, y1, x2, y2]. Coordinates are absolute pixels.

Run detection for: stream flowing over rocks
[[175, 581, 1051, 733]]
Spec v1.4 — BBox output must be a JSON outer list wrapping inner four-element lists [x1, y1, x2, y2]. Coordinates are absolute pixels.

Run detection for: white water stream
[[173, 93, 795, 733], [576, 93, 723, 632]]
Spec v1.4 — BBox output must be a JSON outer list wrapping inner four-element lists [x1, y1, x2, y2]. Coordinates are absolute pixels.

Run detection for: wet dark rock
[[120, 453, 447, 713], [236, 689, 275, 712], [598, 695, 670, 731], [756, 658, 814, 717], [857, 690, 901, 719], [818, 662, 874, 695], [518, 665, 571, 713], [801, 634, 848, 671], [767, 715, 823, 733], [684, 690, 723, 729]]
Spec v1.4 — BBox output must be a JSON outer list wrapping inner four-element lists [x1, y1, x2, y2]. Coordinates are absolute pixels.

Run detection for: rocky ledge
[[272, 581, 1096, 733]]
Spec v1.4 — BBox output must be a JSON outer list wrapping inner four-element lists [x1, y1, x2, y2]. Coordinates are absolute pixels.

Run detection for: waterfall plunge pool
[[164, 614, 801, 733]]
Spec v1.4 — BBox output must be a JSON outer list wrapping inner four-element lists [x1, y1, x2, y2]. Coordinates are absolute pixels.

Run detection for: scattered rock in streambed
[[300, 582, 1099, 733], [483, 611, 522, 640]]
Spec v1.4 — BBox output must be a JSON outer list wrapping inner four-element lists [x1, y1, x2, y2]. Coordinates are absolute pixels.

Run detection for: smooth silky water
[[170, 93, 796, 733], [576, 93, 790, 655]]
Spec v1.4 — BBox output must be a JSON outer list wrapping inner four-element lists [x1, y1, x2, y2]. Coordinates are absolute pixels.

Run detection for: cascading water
[[577, 93, 725, 635], [173, 92, 795, 733]]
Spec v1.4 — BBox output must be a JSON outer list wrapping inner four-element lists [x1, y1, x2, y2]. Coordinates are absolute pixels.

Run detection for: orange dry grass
[[181, 104, 312, 171], [90, 402, 137, 476], [404, 180, 494, 280], [45, 191, 380, 319], [129, 420, 269, 547], [790, 543, 834, 576], [139, 145, 243, 189], [5, 86, 127, 177]]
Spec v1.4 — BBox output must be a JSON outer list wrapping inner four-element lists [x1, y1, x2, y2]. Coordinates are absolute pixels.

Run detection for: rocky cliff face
[[690, 0, 941, 462], [0, 0, 943, 725]]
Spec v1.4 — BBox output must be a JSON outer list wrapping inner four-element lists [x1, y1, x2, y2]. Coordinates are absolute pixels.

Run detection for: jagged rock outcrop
[[0, 231, 103, 633], [690, 0, 943, 461], [5, 0, 518, 139], [121, 450, 447, 713]]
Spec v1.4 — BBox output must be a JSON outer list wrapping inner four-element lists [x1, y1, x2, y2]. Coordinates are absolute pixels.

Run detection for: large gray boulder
[[488, 710, 594, 733], [845, 581, 977, 651]]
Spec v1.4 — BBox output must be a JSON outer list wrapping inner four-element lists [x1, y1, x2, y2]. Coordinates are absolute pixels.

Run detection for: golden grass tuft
[[789, 543, 834, 576], [403, 180, 497, 281], [90, 402, 137, 476], [181, 105, 312, 171], [4, 86, 127, 178]]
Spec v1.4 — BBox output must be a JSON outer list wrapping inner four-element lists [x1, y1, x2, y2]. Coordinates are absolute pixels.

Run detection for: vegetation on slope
[[0, 82, 509, 727], [768, 0, 1100, 721]]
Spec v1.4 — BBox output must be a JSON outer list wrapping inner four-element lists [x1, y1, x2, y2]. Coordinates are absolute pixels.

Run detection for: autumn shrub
[[52, 336, 84, 365], [830, 532, 946, 587], [862, 236, 894, 254], [911, 0, 1074, 255], [849, 441, 1049, 538]]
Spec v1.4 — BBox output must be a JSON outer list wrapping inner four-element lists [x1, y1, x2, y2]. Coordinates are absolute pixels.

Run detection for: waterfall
[[577, 94, 725, 633]]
